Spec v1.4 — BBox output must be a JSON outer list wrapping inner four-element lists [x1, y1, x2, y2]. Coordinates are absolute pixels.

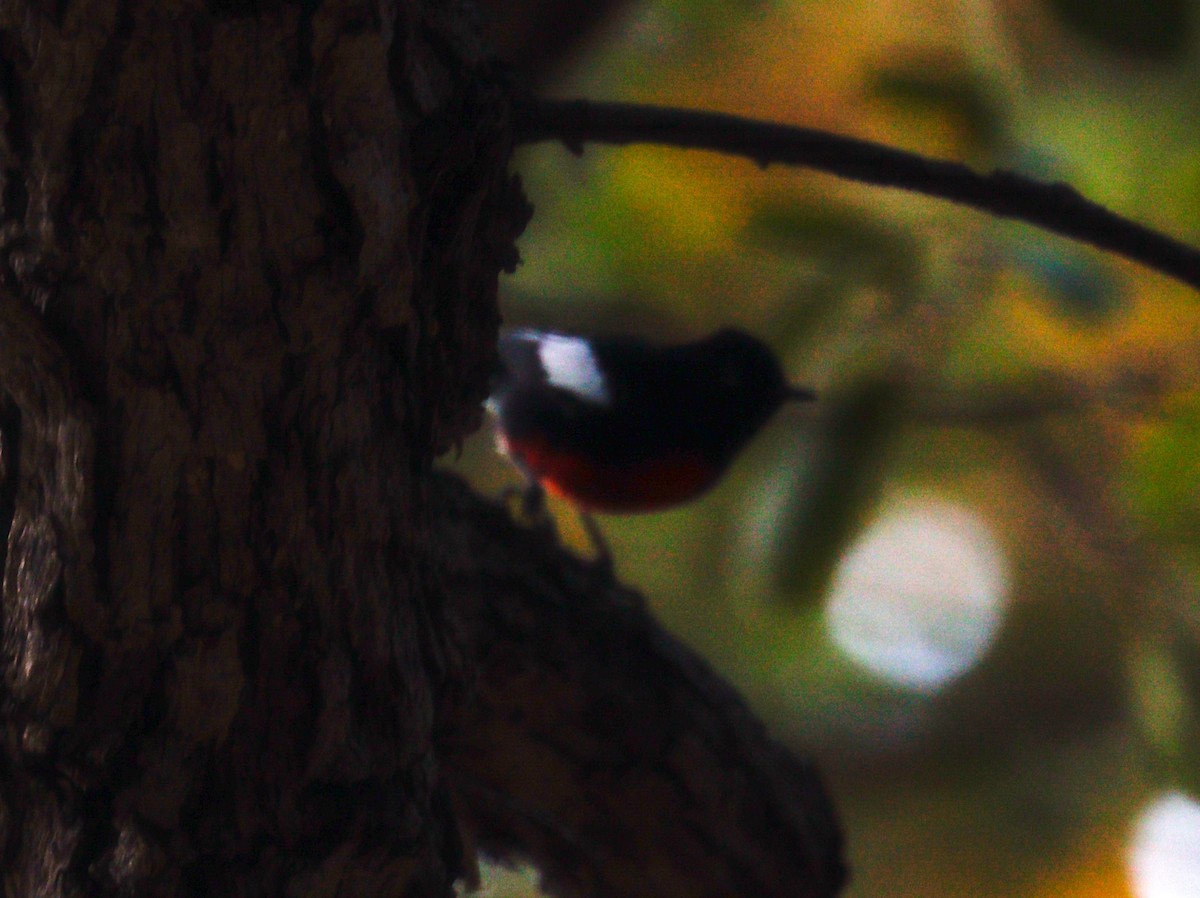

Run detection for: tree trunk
[[0, 1, 521, 893], [0, 2, 844, 896]]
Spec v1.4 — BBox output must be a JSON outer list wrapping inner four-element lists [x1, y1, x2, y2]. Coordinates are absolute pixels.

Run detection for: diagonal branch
[[511, 95, 1200, 293], [432, 471, 846, 898]]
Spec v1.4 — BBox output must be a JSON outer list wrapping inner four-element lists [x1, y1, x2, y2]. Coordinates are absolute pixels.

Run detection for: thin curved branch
[[511, 96, 1200, 292], [432, 471, 846, 898]]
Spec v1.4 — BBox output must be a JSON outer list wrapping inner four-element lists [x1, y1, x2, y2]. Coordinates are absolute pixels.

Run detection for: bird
[[487, 327, 815, 514]]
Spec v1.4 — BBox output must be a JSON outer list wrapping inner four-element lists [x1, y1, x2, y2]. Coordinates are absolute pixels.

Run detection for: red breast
[[500, 431, 722, 512]]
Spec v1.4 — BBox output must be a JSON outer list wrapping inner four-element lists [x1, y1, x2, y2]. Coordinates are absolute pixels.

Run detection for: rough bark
[[0, 1, 522, 894], [0, 1, 843, 896], [434, 472, 846, 898]]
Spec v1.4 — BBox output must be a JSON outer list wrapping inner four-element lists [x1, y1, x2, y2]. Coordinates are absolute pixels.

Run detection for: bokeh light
[[825, 499, 1009, 692], [1128, 791, 1200, 898]]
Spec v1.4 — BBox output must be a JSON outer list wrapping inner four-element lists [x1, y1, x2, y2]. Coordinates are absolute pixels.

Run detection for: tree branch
[[511, 96, 1200, 293], [432, 471, 846, 898]]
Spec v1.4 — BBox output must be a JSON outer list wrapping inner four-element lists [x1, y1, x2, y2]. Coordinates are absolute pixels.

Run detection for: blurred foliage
[[1045, 0, 1193, 60], [767, 374, 908, 603], [455, 0, 1200, 895], [865, 58, 1009, 156]]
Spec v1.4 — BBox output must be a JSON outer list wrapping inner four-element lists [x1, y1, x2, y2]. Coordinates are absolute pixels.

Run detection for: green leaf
[[745, 200, 921, 297], [768, 374, 908, 604], [1047, 0, 1192, 61], [1123, 393, 1200, 550], [867, 61, 1008, 155], [1128, 634, 1200, 797], [1005, 236, 1124, 321]]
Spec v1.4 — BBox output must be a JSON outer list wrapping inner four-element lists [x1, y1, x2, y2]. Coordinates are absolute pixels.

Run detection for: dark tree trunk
[[0, 1, 520, 893], [0, 2, 844, 896]]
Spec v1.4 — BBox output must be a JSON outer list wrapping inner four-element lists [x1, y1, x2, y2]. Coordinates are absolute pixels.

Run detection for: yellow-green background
[[451, 1, 1200, 895]]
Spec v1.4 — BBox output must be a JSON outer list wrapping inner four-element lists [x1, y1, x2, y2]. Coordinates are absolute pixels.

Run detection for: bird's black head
[[684, 328, 813, 460]]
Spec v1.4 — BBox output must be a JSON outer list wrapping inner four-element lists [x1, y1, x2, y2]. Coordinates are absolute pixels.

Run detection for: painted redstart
[[488, 328, 816, 513]]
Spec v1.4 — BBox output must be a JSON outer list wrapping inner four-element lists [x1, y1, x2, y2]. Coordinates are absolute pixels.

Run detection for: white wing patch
[[537, 334, 611, 405]]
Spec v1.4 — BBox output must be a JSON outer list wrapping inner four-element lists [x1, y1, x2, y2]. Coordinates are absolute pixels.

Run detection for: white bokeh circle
[[825, 499, 1009, 691], [1129, 791, 1200, 898]]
